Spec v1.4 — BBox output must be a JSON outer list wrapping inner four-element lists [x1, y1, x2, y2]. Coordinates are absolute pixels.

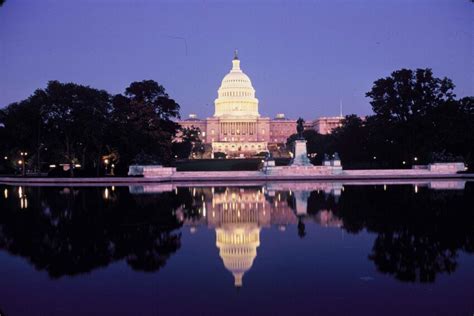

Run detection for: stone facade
[[310, 116, 344, 135]]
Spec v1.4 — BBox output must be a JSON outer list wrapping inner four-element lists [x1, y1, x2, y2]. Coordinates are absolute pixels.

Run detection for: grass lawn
[[173, 158, 291, 171]]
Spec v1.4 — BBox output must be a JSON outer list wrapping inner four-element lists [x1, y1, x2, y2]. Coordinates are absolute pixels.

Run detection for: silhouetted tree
[[172, 126, 203, 159], [109, 80, 180, 171]]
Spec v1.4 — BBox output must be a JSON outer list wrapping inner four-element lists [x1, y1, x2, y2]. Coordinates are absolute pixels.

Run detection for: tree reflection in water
[[0, 182, 472, 285], [323, 184, 474, 283], [0, 186, 189, 277]]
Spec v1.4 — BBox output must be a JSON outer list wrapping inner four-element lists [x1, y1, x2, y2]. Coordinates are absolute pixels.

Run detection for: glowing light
[[402, 161, 406, 165], [18, 160, 22, 165], [384, 184, 387, 191], [373, 156, 377, 160], [18, 186, 23, 198], [104, 187, 109, 200], [49, 164, 56, 168], [112, 186, 115, 191], [4, 188, 8, 199], [415, 185, 418, 193], [3, 156, 7, 160], [414, 157, 418, 161]]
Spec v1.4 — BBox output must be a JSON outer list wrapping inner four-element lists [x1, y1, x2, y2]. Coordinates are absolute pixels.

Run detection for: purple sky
[[0, 0, 472, 120]]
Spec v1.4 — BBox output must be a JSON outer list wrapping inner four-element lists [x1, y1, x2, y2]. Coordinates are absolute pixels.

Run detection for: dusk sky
[[0, 0, 472, 119]]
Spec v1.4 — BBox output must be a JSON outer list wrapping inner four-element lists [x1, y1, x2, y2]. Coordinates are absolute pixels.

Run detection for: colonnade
[[220, 122, 257, 136]]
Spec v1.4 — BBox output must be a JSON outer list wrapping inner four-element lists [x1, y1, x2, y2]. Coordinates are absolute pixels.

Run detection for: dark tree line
[[0, 80, 182, 176], [288, 69, 474, 169]]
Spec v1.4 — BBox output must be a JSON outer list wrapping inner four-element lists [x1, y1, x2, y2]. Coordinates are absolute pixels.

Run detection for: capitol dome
[[214, 51, 260, 117]]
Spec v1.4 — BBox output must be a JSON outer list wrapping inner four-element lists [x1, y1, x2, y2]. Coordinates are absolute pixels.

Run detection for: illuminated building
[[178, 52, 347, 157]]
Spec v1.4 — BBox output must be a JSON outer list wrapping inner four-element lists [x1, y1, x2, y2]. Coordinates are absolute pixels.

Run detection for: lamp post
[[104, 158, 109, 176], [20, 152, 28, 176]]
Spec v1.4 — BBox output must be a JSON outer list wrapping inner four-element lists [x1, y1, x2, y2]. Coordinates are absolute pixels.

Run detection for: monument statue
[[290, 118, 311, 166], [296, 118, 305, 140]]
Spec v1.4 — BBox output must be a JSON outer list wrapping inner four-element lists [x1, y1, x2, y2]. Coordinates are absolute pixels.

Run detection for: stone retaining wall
[[265, 165, 343, 176]]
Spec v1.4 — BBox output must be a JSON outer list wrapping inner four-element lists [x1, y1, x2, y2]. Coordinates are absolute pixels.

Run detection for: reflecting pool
[[0, 180, 473, 315]]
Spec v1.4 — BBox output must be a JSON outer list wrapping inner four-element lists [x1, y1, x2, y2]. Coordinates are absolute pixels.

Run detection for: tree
[[172, 126, 204, 159], [426, 97, 474, 166], [110, 80, 180, 170], [0, 98, 43, 173], [366, 68, 455, 123], [365, 68, 458, 165], [39, 81, 111, 176], [331, 115, 370, 165]]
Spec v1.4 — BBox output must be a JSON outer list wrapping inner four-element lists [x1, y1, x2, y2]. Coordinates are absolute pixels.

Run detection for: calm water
[[0, 180, 473, 316]]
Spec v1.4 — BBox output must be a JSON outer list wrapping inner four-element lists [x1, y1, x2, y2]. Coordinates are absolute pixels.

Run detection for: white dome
[[214, 52, 260, 117]]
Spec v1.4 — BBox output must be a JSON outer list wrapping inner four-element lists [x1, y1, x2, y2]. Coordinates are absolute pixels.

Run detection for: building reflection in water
[[127, 179, 468, 287], [170, 183, 344, 287]]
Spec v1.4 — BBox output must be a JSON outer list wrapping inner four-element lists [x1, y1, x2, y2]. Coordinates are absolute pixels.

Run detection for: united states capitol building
[[179, 52, 343, 157]]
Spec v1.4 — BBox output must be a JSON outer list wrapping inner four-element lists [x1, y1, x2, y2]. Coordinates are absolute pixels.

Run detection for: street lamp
[[20, 152, 28, 176], [104, 158, 109, 175]]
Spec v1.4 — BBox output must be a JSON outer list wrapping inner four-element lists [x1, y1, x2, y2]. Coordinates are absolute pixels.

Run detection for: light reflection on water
[[0, 180, 473, 315]]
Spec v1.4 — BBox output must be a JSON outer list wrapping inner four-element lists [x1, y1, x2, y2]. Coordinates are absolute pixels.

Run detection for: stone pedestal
[[291, 140, 311, 166], [331, 159, 341, 167]]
